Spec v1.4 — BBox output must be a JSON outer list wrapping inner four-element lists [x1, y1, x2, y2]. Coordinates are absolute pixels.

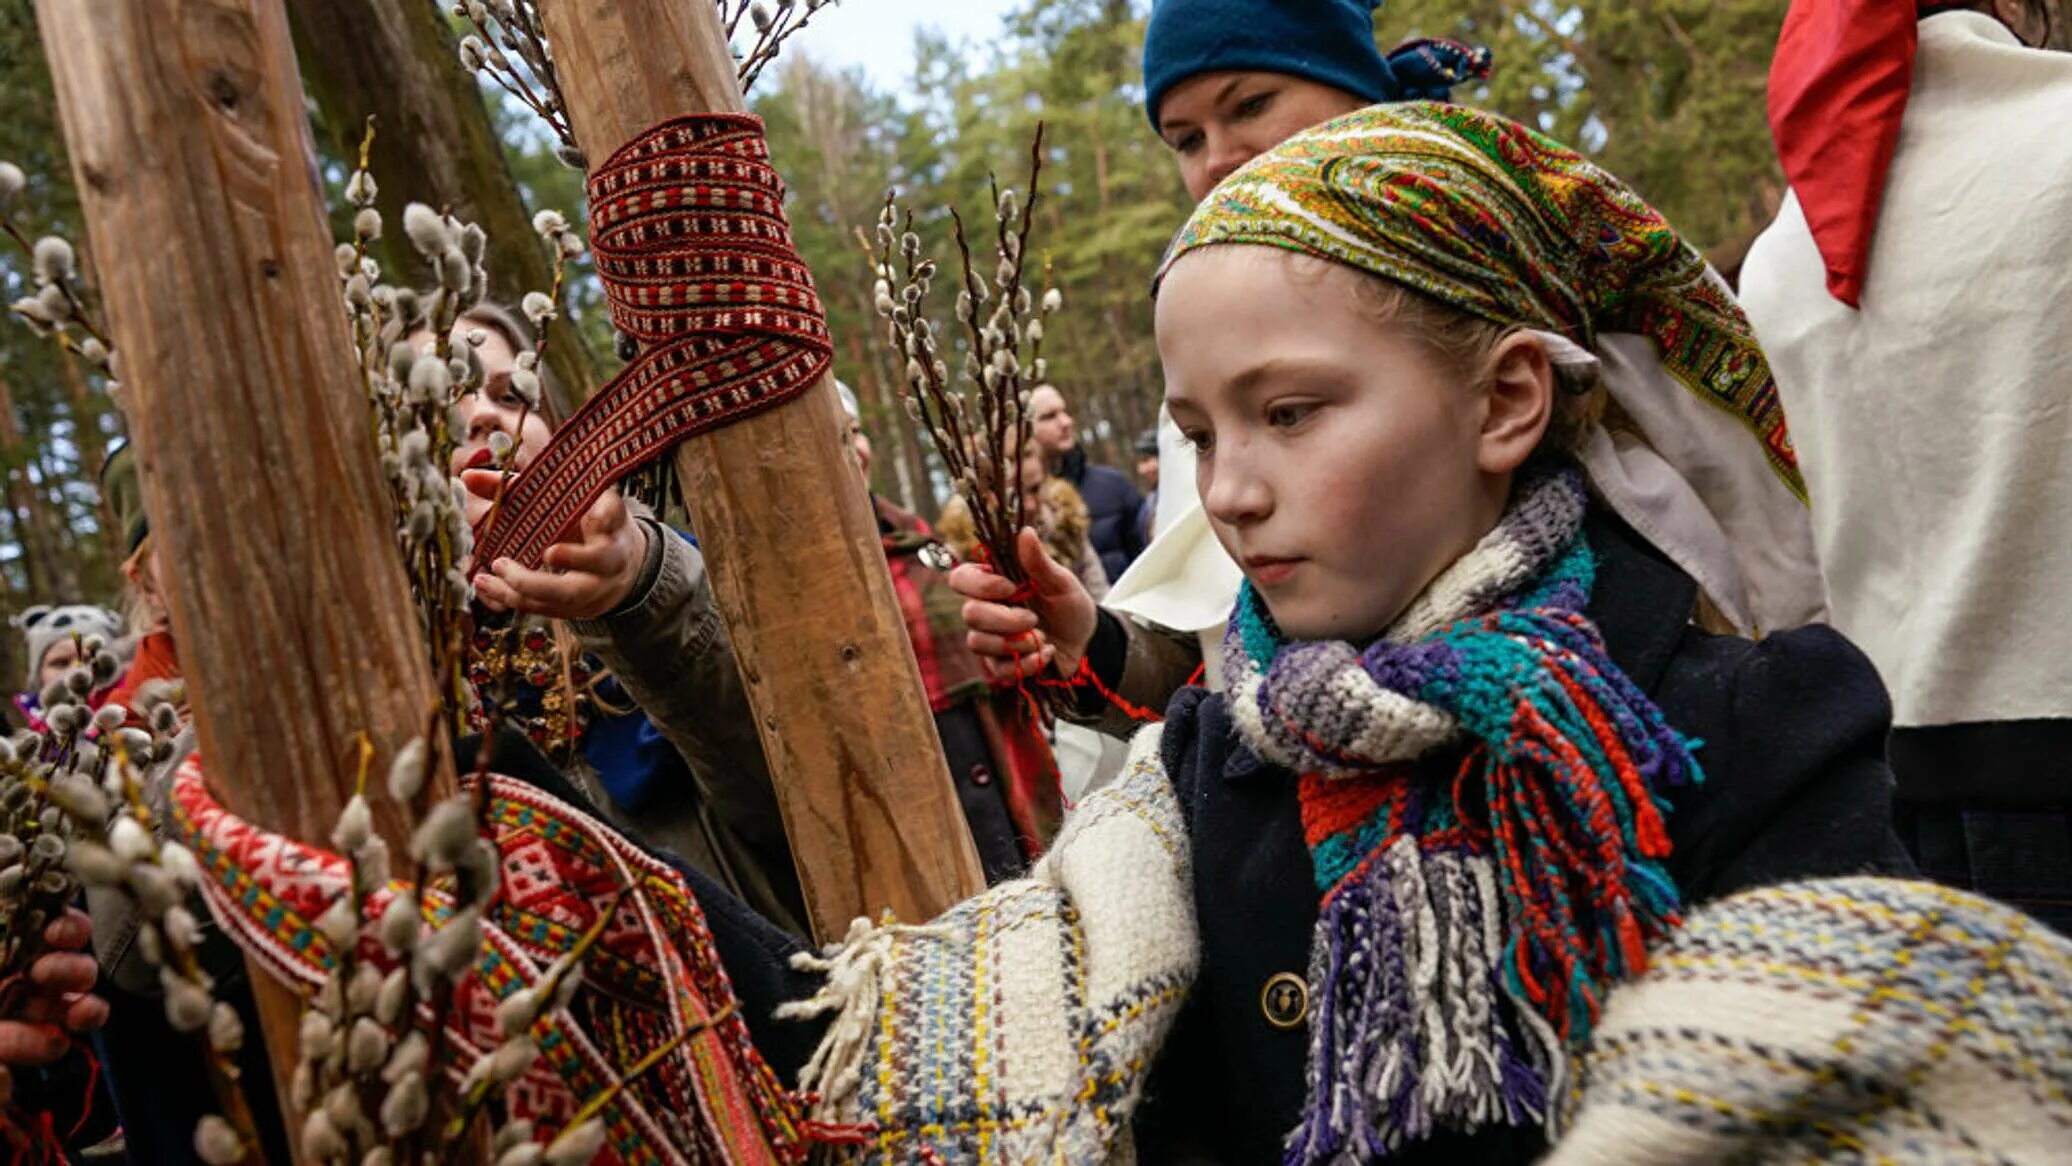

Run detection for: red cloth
[[1767, 1, 1933, 307], [102, 630, 178, 713]]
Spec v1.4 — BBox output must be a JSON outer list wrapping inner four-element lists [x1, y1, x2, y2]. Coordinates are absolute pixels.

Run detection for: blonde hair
[[1321, 258, 1608, 456]]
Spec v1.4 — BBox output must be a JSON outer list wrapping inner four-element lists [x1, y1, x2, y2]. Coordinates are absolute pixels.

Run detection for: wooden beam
[[537, 0, 985, 940], [35, 0, 454, 1143]]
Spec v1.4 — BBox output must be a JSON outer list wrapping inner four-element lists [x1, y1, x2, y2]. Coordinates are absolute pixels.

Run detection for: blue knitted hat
[[1142, 0, 1492, 129]]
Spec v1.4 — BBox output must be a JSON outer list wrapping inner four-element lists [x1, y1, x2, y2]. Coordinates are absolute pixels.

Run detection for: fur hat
[[15, 603, 123, 690]]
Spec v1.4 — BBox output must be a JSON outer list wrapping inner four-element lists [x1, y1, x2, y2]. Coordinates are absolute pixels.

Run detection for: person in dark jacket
[[744, 105, 1921, 1165], [838, 382, 1062, 879], [967, 3, 1500, 738], [1132, 426, 1161, 545], [1028, 384, 1145, 580]]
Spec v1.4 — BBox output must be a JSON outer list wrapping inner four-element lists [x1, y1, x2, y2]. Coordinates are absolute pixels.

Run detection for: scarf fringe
[[1286, 841, 1563, 1164], [1479, 614, 1693, 1046], [1246, 473, 1702, 1162], [777, 914, 952, 1125]]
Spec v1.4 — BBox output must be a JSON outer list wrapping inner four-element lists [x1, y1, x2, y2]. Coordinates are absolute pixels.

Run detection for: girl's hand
[[950, 527, 1098, 681], [0, 910, 106, 1106], [466, 473, 651, 620]]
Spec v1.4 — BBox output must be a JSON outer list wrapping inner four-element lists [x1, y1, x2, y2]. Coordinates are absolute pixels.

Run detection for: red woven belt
[[472, 113, 833, 570]]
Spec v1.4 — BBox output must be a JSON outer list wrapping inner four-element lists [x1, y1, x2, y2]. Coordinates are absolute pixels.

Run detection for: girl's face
[[1158, 247, 1550, 642], [423, 323, 555, 476], [1156, 71, 1368, 201], [38, 635, 80, 690]]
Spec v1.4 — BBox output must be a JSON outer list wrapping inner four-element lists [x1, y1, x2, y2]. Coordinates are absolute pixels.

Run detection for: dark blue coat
[[1057, 447, 1146, 581]]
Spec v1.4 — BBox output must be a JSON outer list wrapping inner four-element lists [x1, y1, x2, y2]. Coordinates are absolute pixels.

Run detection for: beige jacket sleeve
[[571, 520, 808, 936]]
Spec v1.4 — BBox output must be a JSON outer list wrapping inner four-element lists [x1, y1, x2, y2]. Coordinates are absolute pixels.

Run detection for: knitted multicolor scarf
[[1222, 470, 1702, 1159]]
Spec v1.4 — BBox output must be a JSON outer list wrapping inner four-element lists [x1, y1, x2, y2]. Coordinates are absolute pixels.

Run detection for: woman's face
[[1156, 71, 1368, 201], [844, 414, 873, 480], [37, 635, 80, 690], [1159, 247, 1547, 642], [421, 323, 554, 475], [1018, 441, 1047, 494]]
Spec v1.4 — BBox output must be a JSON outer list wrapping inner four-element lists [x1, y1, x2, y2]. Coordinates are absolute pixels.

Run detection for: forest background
[[0, 0, 1794, 692]]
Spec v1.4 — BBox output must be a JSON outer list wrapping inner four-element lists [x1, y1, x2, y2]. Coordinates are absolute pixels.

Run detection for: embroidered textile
[[168, 759, 802, 1165], [473, 114, 833, 572]]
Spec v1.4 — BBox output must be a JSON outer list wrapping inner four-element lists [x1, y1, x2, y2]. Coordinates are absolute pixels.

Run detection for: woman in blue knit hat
[[960, 1, 1493, 748], [1145, 0, 1492, 200]]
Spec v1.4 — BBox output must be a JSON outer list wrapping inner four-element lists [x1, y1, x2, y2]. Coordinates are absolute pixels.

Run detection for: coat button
[[1260, 972, 1308, 1030], [969, 763, 992, 786]]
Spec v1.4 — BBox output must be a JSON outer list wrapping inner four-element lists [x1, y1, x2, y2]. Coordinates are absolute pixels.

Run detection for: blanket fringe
[[777, 914, 951, 1125]]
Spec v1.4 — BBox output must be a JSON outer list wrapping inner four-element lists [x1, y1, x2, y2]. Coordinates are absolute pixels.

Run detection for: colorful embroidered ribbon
[[473, 114, 833, 571], [169, 759, 803, 1165]]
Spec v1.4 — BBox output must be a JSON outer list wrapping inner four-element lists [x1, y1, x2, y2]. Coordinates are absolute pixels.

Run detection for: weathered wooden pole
[[36, 0, 455, 1136], [537, 0, 985, 939]]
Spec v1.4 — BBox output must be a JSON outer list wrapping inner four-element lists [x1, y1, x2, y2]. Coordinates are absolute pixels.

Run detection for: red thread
[[1038, 658, 1164, 724], [66, 1046, 100, 1142], [473, 113, 834, 573]]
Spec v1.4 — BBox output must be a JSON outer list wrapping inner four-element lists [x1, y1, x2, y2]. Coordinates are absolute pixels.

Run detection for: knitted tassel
[[1468, 610, 1697, 1045]]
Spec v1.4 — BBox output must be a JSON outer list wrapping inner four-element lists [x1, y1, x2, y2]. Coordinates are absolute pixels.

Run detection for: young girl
[[1014, 0, 1498, 741], [762, 104, 1948, 1163], [12, 602, 125, 731]]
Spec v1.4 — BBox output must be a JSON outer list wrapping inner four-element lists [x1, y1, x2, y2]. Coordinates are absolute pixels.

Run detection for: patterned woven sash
[[472, 113, 833, 571], [169, 759, 803, 1165]]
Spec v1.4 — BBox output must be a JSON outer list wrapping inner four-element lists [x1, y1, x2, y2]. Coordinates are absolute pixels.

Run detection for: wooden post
[[537, 0, 985, 939], [35, 0, 455, 1136]]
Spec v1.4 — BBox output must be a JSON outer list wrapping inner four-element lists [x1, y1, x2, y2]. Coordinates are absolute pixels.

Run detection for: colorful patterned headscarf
[[1158, 102, 1825, 635]]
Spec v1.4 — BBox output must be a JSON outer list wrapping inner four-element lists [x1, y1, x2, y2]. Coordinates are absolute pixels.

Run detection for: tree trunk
[[0, 371, 56, 600], [286, 0, 602, 411], [538, 0, 984, 941], [36, 0, 456, 1145], [55, 349, 108, 494]]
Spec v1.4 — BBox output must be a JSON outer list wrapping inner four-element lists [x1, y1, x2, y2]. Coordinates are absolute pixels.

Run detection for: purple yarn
[[1361, 639, 1460, 698], [1287, 850, 1432, 1166]]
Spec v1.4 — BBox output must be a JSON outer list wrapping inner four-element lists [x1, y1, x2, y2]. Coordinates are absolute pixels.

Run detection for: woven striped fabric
[[472, 113, 833, 571], [169, 759, 803, 1165], [1551, 877, 2072, 1164], [781, 727, 1197, 1163]]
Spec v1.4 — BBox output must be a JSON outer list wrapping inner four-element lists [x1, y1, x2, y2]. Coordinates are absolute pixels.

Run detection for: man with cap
[[1132, 426, 1160, 547]]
